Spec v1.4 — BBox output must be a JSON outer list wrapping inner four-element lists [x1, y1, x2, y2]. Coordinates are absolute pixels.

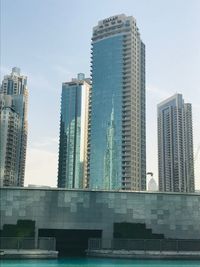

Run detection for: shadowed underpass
[[39, 229, 102, 256]]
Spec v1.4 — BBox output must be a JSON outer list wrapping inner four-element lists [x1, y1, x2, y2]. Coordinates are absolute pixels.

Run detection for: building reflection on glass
[[89, 14, 146, 190], [57, 74, 91, 189], [103, 100, 119, 190]]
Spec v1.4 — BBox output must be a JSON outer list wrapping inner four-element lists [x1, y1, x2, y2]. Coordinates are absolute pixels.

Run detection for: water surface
[[1, 258, 200, 267]]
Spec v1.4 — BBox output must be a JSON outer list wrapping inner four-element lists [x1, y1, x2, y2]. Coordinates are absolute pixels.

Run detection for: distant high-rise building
[[57, 74, 91, 188], [158, 94, 195, 192], [89, 14, 146, 190], [0, 67, 28, 187], [147, 177, 158, 191]]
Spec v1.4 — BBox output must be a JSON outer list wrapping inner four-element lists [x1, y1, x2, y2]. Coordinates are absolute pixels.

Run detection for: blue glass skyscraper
[[89, 15, 146, 190], [57, 74, 91, 188]]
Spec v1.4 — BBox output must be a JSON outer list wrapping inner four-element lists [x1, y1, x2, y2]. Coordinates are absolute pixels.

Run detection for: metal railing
[[0, 237, 56, 250], [88, 238, 200, 252]]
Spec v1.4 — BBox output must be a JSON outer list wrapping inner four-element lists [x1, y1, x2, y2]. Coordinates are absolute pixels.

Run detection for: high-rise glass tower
[[0, 67, 28, 187], [57, 74, 91, 188], [89, 14, 146, 190], [158, 94, 195, 192]]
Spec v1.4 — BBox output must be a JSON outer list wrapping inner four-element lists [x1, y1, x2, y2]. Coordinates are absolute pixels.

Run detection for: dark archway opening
[[39, 229, 102, 257]]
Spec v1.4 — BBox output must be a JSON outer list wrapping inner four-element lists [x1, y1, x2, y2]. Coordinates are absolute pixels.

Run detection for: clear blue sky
[[1, 0, 200, 188]]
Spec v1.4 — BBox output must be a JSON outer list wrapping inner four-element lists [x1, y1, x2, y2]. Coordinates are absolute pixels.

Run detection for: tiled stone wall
[[1, 188, 200, 240]]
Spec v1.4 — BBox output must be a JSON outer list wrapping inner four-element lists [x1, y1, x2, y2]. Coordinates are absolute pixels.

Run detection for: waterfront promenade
[[0, 249, 58, 259], [87, 249, 200, 260]]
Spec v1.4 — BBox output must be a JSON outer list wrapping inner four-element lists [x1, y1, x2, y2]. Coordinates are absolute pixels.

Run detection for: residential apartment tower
[[158, 94, 195, 192], [0, 67, 28, 187], [89, 14, 146, 190]]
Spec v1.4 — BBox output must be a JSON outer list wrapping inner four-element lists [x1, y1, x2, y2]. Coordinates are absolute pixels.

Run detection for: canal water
[[1, 258, 200, 267]]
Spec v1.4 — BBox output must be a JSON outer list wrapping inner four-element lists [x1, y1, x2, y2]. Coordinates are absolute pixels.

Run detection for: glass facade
[[89, 14, 146, 190], [58, 76, 90, 189], [90, 35, 123, 190]]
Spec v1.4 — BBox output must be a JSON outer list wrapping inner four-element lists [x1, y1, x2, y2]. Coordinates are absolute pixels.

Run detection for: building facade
[[158, 94, 195, 192], [89, 14, 146, 190], [57, 74, 91, 189], [1, 188, 200, 244], [0, 67, 28, 187], [147, 177, 158, 191]]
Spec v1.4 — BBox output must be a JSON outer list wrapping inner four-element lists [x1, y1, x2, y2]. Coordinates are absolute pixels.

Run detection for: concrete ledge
[[0, 249, 58, 259], [87, 249, 200, 260]]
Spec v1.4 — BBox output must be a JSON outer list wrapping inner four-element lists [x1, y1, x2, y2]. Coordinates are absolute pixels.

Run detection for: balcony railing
[[88, 238, 200, 252], [0, 237, 56, 250]]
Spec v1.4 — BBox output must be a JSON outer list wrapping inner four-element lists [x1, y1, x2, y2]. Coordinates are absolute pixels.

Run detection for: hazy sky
[[1, 0, 200, 189]]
